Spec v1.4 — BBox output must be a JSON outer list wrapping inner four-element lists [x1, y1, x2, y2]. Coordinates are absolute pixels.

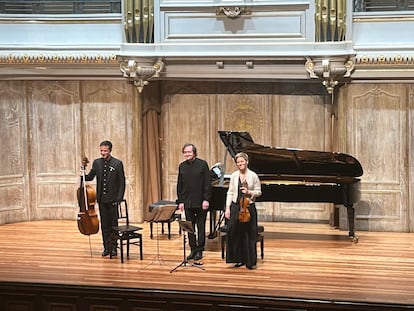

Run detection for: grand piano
[[209, 131, 363, 242]]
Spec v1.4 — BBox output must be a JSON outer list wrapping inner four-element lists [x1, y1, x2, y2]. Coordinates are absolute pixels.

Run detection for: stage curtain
[[142, 87, 162, 221]]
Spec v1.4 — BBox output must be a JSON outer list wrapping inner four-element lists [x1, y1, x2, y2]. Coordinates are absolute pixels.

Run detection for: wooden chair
[[220, 224, 264, 260], [110, 199, 143, 263]]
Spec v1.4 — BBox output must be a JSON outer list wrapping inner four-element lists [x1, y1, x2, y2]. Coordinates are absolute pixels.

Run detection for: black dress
[[225, 178, 258, 267]]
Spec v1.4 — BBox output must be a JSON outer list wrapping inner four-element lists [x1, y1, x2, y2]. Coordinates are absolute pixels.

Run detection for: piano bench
[[220, 225, 264, 260]]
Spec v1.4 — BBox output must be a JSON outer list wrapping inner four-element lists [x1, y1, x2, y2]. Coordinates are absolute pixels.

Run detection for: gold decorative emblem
[[225, 99, 262, 133]]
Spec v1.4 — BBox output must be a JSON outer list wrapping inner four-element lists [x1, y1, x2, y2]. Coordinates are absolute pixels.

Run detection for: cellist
[[84, 140, 126, 257], [224, 152, 262, 270]]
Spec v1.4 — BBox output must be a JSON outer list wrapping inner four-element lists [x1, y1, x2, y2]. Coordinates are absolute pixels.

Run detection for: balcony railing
[[0, 0, 121, 14], [1, 1, 414, 15], [354, 0, 414, 12]]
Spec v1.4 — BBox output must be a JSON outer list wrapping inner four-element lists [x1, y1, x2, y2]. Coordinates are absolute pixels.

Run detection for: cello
[[77, 157, 99, 235]]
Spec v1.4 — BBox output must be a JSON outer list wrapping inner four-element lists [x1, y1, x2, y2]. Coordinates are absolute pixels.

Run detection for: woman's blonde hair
[[234, 152, 249, 162]]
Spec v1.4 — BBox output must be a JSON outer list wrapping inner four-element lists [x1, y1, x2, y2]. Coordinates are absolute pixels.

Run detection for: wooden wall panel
[[30, 82, 80, 175], [28, 81, 81, 220], [0, 81, 29, 223], [0, 80, 141, 224], [275, 95, 331, 150], [270, 95, 332, 222], [339, 84, 408, 232], [409, 84, 414, 232]]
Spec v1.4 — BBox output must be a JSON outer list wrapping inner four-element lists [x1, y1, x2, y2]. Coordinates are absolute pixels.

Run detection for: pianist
[[225, 152, 262, 270]]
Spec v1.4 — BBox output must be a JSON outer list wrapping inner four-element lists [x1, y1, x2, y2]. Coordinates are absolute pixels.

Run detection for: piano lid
[[218, 131, 363, 178]]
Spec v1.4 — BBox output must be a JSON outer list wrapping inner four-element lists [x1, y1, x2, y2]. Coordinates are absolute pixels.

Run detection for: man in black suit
[[85, 140, 126, 257], [177, 143, 212, 261]]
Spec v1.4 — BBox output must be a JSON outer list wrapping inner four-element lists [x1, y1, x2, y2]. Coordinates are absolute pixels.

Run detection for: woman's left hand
[[241, 186, 249, 197], [225, 208, 230, 219]]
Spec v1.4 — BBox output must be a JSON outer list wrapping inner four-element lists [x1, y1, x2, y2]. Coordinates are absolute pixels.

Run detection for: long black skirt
[[225, 201, 258, 267]]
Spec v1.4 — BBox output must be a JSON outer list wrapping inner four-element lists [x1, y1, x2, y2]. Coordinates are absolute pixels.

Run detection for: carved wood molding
[[0, 53, 118, 65]]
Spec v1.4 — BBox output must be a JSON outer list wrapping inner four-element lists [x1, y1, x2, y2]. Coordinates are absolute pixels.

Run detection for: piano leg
[[208, 210, 218, 239], [208, 210, 225, 239], [346, 204, 359, 243]]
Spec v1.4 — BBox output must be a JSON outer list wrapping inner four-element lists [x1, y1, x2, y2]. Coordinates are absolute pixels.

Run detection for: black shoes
[[102, 249, 117, 257], [187, 250, 203, 261], [193, 251, 203, 261], [234, 263, 256, 269], [186, 250, 195, 261]]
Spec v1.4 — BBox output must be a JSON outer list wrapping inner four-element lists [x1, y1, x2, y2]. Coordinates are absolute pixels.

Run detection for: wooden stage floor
[[1, 219, 414, 310]]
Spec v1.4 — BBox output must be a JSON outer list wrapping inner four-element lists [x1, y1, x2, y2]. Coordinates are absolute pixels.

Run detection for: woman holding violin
[[224, 152, 262, 269], [85, 140, 126, 257]]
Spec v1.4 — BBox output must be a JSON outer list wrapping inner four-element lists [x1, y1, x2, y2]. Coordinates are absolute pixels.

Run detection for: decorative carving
[[216, 6, 250, 18], [216, 61, 224, 69], [118, 57, 164, 93], [6, 101, 19, 128], [245, 61, 254, 69], [356, 54, 414, 66], [225, 98, 263, 133], [0, 53, 117, 65], [305, 56, 355, 94]]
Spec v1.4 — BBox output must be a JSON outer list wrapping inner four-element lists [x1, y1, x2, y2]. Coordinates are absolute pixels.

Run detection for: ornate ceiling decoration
[[0, 53, 118, 64]]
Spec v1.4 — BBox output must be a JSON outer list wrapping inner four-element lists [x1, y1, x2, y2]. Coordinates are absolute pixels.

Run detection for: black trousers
[[226, 202, 258, 267], [98, 202, 118, 250], [184, 207, 207, 253]]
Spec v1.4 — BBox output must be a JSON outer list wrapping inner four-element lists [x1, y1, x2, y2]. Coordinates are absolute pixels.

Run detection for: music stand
[[140, 203, 177, 270], [170, 220, 205, 273], [148, 222, 165, 265]]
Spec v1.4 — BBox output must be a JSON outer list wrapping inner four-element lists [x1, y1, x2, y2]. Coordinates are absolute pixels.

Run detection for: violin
[[77, 157, 99, 235], [238, 180, 251, 223]]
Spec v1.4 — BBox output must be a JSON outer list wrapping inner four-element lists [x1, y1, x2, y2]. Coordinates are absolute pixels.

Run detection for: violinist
[[85, 140, 126, 257], [224, 152, 261, 269]]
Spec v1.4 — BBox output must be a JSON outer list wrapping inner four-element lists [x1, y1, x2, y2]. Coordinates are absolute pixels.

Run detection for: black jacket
[[85, 156, 126, 204], [177, 158, 211, 208]]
